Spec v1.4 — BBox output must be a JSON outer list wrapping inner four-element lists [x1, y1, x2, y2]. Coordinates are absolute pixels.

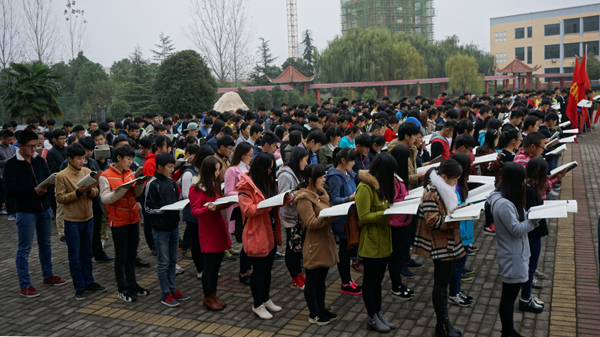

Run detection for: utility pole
[[287, 0, 299, 59]]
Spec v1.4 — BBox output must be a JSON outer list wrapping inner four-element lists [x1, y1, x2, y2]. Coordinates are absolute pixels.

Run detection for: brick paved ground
[[0, 132, 598, 337]]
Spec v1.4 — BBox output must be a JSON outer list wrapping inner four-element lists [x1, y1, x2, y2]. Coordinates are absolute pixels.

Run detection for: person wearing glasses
[[46, 129, 68, 242], [4, 129, 66, 298]]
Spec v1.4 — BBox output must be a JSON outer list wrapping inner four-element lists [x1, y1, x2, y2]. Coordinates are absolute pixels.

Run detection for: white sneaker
[[175, 264, 185, 275], [548, 190, 559, 198], [197, 272, 202, 280], [252, 304, 273, 320], [263, 299, 282, 312]]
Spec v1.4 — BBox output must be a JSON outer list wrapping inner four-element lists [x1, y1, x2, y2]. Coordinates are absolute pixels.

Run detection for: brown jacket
[[56, 164, 98, 222], [294, 188, 339, 270], [214, 152, 230, 183], [387, 140, 419, 189]]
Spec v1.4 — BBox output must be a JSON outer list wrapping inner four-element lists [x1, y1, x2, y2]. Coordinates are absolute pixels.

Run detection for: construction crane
[[286, 0, 299, 59]]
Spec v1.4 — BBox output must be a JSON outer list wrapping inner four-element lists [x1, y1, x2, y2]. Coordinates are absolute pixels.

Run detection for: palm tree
[[0, 61, 63, 122]]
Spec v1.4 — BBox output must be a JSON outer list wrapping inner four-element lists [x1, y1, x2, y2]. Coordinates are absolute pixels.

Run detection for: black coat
[[3, 153, 52, 213], [525, 184, 548, 237], [143, 173, 180, 232], [46, 146, 67, 173]]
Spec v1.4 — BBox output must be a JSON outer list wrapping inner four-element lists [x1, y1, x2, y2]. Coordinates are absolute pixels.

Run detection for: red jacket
[[236, 173, 287, 257], [143, 153, 156, 177], [431, 136, 451, 159], [383, 127, 396, 142], [189, 186, 232, 253]]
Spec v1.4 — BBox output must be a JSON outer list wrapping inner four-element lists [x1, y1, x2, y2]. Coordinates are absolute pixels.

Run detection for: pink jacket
[[390, 176, 413, 227], [224, 163, 249, 233]]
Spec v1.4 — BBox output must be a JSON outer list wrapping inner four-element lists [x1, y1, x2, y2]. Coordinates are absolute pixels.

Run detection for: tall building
[[340, 0, 435, 42], [490, 4, 600, 82]]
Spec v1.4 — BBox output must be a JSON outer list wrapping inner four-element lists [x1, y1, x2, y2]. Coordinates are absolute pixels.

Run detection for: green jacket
[[317, 144, 335, 170], [355, 170, 392, 258]]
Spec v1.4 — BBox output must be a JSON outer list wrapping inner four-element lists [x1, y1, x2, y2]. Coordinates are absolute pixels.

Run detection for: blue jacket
[[455, 186, 474, 246], [352, 153, 370, 184], [326, 167, 357, 238]]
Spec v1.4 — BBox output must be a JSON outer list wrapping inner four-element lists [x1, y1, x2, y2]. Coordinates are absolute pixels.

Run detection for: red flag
[[578, 52, 593, 130], [565, 57, 580, 129]]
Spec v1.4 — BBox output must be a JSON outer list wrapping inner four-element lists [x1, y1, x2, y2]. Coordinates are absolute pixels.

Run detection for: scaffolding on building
[[340, 0, 435, 42]]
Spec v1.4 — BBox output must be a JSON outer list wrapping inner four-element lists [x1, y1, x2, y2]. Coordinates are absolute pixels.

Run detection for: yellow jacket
[[56, 164, 98, 222]]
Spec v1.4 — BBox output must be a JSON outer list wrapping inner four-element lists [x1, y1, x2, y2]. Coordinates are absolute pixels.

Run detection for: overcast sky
[[48, 0, 600, 68]]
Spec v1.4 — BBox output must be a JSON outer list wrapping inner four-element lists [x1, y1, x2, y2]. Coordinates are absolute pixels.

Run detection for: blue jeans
[[449, 246, 469, 296], [153, 228, 179, 296], [64, 219, 95, 291], [16, 208, 53, 288], [521, 236, 542, 300]]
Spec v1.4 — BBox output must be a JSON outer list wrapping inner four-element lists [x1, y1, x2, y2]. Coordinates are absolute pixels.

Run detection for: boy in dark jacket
[[144, 152, 189, 307], [46, 128, 68, 240], [4, 129, 66, 297]]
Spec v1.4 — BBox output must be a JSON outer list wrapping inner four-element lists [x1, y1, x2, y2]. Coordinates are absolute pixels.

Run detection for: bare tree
[[22, 0, 60, 64], [0, 0, 21, 68], [64, 0, 87, 60], [186, 0, 253, 85]]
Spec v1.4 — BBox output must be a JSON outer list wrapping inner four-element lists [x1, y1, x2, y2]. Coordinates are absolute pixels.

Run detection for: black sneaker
[[308, 313, 330, 326], [118, 289, 137, 303], [459, 291, 473, 302], [135, 258, 150, 268], [85, 283, 107, 292], [449, 294, 471, 307], [461, 273, 473, 282], [94, 255, 114, 263], [467, 244, 478, 252], [407, 260, 423, 269], [321, 309, 338, 321], [75, 290, 86, 301], [132, 284, 150, 296], [518, 297, 543, 313], [400, 282, 414, 295], [274, 251, 285, 259], [463, 267, 474, 275], [391, 286, 412, 301]]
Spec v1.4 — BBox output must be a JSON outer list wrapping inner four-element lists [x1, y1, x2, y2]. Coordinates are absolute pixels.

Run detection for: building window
[[545, 23, 560, 36], [583, 16, 600, 32], [544, 67, 560, 83], [586, 41, 599, 55], [563, 42, 580, 58], [515, 47, 525, 61], [545, 44, 560, 59], [564, 18, 580, 34], [527, 26, 532, 38], [515, 27, 525, 39], [527, 46, 532, 64]]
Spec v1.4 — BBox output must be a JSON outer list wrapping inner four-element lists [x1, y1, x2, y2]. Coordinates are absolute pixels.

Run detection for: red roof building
[[493, 58, 541, 90], [267, 64, 316, 94]]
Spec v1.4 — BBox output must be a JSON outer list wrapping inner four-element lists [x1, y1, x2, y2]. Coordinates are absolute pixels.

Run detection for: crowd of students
[[1, 88, 584, 337]]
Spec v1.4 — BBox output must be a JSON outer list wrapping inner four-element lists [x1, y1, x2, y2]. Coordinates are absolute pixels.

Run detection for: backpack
[[342, 187, 374, 249]]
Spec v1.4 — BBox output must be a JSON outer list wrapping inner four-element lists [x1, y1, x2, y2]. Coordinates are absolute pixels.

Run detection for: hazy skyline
[[44, 0, 600, 68]]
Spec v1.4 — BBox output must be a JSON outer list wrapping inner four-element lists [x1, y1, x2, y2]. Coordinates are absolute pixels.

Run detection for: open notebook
[[319, 201, 355, 218]]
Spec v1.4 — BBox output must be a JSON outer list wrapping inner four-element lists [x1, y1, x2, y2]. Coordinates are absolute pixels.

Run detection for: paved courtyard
[[0, 134, 598, 337]]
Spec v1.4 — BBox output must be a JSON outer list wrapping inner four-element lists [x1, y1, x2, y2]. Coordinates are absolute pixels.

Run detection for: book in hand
[[545, 138, 560, 149], [558, 121, 571, 128], [551, 102, 561, 110], [257, 190, 291, 209], [319, 201, 355, 218], [204, 195, 239, 207], [117, 175, 151, 190], [276, 158, 284, 167], [160, 199, 190, 211], [549, 131, 560, 141], [76, 171, 98, 187], [473, 152, 498, 165], [546, 144, 567, 156], [174, 158, 189, 171], [578, 99, 593, 108], [428, 155, 444, 165], [467, 175, 495, 185], [561, 128, 578, 134], [417, 162, 440, 174], [445, 202, 485, 222], [384, 198, 421, 215], [405, 186, 424, 200], [422, 134, 432, 144], [593, 94, 600, 101], [528, 203, 568, 219], [559, 135, 576, 144], [543, 199, 578, 213], [38, 173, 58, 187], [550, 161, 578, 177], [464, 183, 495, 204], [472, 146, 478, 155], [94, 145, 111, 159]]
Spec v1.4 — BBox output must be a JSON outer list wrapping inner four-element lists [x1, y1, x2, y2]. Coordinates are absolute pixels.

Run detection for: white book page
[[76, 172, 98, 187], [205, 195, 239, 206], [543, 200, 578, 213], [384, 198, 421, 215], [550, 161, 578, 177], [445, 202, 485, 222], [319, 201, 355, 218], [547, 144, 567, 156], [417, 162, 440, 174], [559, 121, 571, 128], [464, 183, 495, 204], [276, 158, 284, 167], [94, 145, 111, 159], [160, 199, 190, 211], [38, 173, 58, 187], [561, 128, 578, 134], [257, 190, 291, 209], [423, 134, 432, 144], [467, 175, 495, 185], [529, 203, 568, 219], [405, 186, 424, 200], [559, 135, 576, 143], [473, 152, 498, 165], [117, 176, 149, 190]]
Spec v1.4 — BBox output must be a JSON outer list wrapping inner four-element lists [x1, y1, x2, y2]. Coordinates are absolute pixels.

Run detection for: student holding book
[[448, 153, 475, 308], [99, 145, 149, 303], [355, 153, 397, 333], [189, 156, 232, 311], [236, 152, 291, 319], [55, 143, 106, 300], [277, 147, 310, 290], [487, 163, 539, 337], [144, 152, 190, 307], [294, 164, 339, 325], [224, 142, 253, 284], [316, 126, 342, 170], [519, 158, 548, 314], [388, 145, 415, 300], [326, 148, 362, 296], [413, 159, 464, 337]]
